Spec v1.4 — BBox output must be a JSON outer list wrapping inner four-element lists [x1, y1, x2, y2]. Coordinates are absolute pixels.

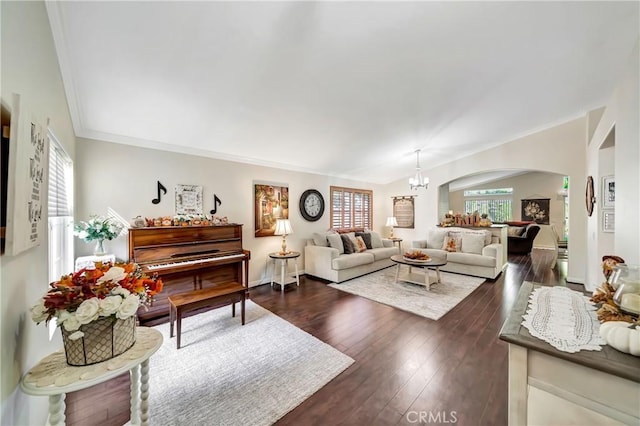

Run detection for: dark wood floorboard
[[250, 248, 572, 426], [65, 248, 571, 426]]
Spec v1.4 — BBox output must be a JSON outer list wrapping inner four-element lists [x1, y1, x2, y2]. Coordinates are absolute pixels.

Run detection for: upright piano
[[128, 224, 250, 325]]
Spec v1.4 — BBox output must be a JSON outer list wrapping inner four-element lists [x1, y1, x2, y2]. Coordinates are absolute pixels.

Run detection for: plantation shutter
[[330, 186, 373, 230]]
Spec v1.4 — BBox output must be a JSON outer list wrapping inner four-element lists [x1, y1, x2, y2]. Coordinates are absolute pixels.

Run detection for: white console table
[[499, 282, 639, 425], [21, 327, 162, 425]]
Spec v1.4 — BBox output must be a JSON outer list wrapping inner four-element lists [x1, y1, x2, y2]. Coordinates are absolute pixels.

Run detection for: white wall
[[587, 40, 640, 290], [74, 138, 387, 286], [380, 118, 588, 283], [1, 1, 77, 424]]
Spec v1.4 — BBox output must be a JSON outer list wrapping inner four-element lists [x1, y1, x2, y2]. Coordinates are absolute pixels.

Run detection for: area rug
[[148, 300, 354, 425], [328, 267, 485, 320]]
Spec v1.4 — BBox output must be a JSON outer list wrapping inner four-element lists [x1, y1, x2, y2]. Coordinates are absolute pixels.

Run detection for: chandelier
[[409, 149, 429, 190]]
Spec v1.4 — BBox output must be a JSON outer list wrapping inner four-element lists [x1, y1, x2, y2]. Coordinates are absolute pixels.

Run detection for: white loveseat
[[412, 227, 505, 279], [304, 230, 399, 283]]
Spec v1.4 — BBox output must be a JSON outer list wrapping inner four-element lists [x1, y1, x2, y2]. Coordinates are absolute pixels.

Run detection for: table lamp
[[386, 217, 398, 238], [274, 219, 293, 254]]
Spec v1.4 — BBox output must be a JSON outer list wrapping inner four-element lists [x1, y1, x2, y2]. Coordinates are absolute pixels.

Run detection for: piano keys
[[128, 224, 250, 325]]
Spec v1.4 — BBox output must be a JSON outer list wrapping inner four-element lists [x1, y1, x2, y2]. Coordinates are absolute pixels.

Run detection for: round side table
[[268, 251, 301, 293], [20, 327, 162, 426]]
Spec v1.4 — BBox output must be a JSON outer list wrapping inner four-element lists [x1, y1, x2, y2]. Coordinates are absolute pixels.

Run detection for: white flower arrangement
[[30, 262, 163, 340]]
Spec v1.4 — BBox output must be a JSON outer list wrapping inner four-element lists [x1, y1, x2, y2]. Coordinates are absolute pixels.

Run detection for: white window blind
[[330, 186, 373, 230], [48, 132, 73, 284]]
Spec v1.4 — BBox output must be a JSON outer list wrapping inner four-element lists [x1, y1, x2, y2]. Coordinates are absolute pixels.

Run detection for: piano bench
[[168, 282, 246, 349]]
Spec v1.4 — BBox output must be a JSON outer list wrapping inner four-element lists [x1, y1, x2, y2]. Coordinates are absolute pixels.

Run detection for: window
[[330, 186, 372, 230], [463, 188, 512, 222], [48, 131, 73, 283]]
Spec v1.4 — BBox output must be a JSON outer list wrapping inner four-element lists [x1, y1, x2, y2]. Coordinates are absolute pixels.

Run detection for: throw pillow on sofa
[[355, 232, 373, 249], [344, 232, 359, 249], [340, 234, 356, 254], [355, 236, 367, 252], [507, 226, 525, 237], [461, 233, 485, 255], [312, 232, 329, 247], [443, 235, 462, 252], [327, 233, 344, 254], [369, 231, 384, 249], [427, 228, 449, 249]]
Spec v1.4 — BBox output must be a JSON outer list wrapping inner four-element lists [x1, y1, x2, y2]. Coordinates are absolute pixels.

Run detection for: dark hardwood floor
[[65, 249, 575, 425], [250, 249, 575, 426]]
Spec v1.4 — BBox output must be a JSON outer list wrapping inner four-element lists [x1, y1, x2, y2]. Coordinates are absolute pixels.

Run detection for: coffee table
[[390, 254, 448, 291]]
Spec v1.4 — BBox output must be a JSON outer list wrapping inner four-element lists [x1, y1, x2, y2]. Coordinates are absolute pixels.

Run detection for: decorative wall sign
[[521, 198, 550, 224], [392, 196, 415, 229], [5, 93, 49, 255], [602, 175, 615, 209], [254, 183, 288, 237], [151, 181, 167, 204], [210, 194, 222, 215], [175, 184, 203, 215]]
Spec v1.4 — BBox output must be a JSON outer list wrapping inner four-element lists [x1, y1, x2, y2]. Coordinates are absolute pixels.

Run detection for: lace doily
[[23, 327, 162, 390], [522, 286, 605, 353]]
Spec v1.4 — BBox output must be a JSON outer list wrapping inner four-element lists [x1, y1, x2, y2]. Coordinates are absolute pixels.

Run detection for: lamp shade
[[274, 219, 293, 236], [385, 217, 398, 227]]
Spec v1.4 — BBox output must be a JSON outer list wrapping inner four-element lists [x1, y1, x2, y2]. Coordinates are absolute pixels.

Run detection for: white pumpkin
[[599, 321, 640, 356]]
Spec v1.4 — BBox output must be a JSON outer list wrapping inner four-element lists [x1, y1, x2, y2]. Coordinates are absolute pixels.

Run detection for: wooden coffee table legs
[[394, 264, 442, 291]]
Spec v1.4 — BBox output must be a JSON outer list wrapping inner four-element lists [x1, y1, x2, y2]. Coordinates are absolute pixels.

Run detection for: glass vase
[[94, 239, 106, 255]]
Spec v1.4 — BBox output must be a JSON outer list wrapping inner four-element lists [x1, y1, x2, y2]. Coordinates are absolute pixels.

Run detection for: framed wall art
[[602, 175, 615, 209], [254, 183, 289, 237], [4, 93, 49, 255], [602, 210, 615, 233], [521, 198, 550, 224], [175, 184, 203, 215], [392, 196, 415, 229]]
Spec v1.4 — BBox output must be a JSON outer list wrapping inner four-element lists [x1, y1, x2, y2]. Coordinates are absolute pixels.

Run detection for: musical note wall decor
[[152, 181, 167, 204], [210, 194, 222, 215]]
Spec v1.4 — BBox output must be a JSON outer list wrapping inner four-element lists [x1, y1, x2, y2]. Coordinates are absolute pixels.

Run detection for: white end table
[[75, 254, 116, 271], [268, 251, 301, 293], [20, 327, 162, 426]]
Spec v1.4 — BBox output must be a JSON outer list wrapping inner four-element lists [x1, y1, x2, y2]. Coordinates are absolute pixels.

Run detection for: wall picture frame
[[254, 183, 289, 237], [4, 93, 49, 255], [602, 210, 615, 233], [602, 175, 615, 209], [175, 184, 203, 215], [521, 198, 550, 224], [393, 196, 415, 229]]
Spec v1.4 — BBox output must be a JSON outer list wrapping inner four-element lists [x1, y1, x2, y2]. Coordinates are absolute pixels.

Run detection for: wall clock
[[299, 189, 325, 222], [586, 176, 596, 217]]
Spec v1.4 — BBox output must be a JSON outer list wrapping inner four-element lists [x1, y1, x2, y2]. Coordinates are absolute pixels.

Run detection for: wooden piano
[[128, 224, 250, 325]]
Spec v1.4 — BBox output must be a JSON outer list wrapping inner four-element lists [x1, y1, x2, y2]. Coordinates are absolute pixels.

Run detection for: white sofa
[[304, 231, 399, 283], [412, 227, 505, 279]]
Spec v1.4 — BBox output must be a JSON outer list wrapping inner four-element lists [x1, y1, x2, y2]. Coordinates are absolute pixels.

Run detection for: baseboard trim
[[566, 276, 584, 284]]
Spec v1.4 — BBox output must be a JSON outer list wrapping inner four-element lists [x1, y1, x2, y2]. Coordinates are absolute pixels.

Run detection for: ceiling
[[46, 1, 639, 184]]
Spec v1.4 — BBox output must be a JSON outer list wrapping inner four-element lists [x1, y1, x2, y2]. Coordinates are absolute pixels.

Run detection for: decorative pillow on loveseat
[[461, 233, 485, 254], [427, 228, 449, 249], [442, 235, 462, 252]]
